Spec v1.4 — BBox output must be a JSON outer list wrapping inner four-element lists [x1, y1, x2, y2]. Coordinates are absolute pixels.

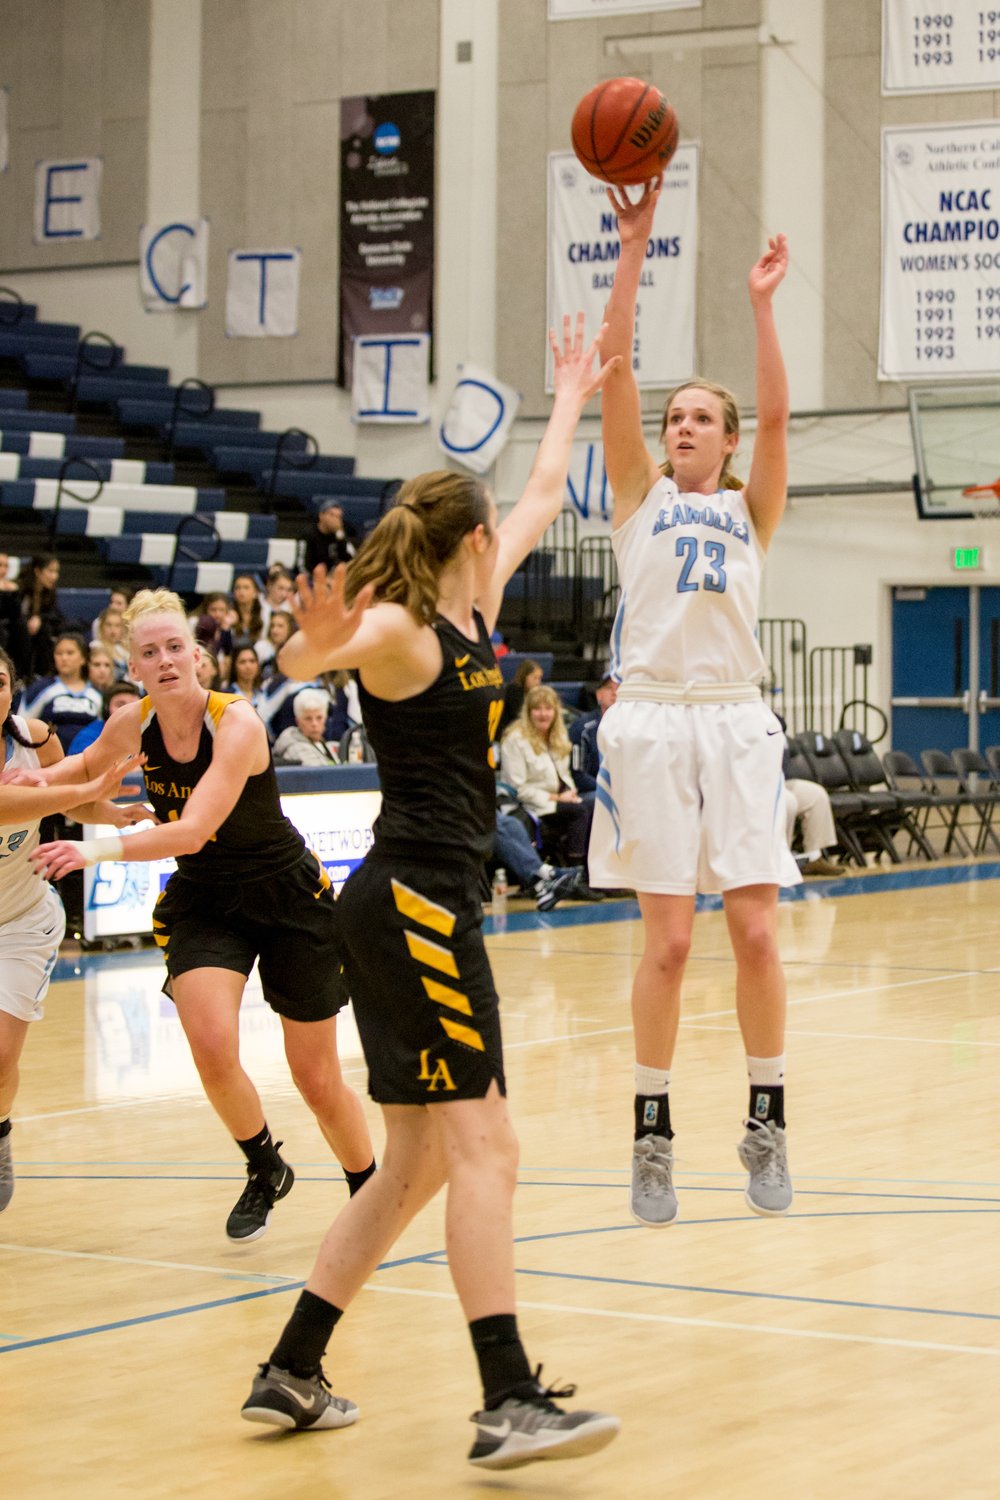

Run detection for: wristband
[[76, 836, 126, 866]]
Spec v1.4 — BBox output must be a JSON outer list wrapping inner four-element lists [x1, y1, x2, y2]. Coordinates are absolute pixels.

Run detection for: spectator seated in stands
[[304, 499, 360, 573], [87, 645, 118, 696], [192, 591, 234, 680], [18, 553, 64, 681], [0, 551, 18, 592], [22, 631, 103, 752], [570, 670, 618, 793], [90, 586, 130, 642], [319, 669, 360, 740], [67, 678, 142, 756], [0, 578, 31, 681], [195, 648, 222, 692], [230, 572, 265, 645], [259, 564, 295, 634], [273, 687, 341, 765], [493, 809, 580, 912], [91, 604, 130, 680], [500, 685, 596, 873], [255, 608, 296, 676], [498, 657, 543, 736], [228, 643, 264, 711]]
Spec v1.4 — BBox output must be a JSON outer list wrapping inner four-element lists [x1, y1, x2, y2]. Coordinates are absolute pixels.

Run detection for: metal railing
[[48, 458, 105, 549], [758, 617, 808, 733], [165, 513, 222, 591], [166, 377, 215, 455], [71, 330, 120, 407], [0, 286, 27, 325], [267, 426, 316, 496], [808, 645, 873, 738]]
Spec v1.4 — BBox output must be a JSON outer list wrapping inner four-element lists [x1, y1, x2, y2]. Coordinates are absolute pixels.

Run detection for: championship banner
[[439, 363, 522, 474], [880, 122, 1000, 381], [883, 0, 1000, 95], [351, 332, 431, 424], [225, 247, 300, 337], [339, 90, 435, 389], [139, 219, 209, 311], [549, 0, 698, 17], [547, 145, 698, 392], [33, 157, 102, 243]]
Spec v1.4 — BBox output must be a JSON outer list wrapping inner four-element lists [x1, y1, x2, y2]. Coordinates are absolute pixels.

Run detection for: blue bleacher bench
[[0, 390, 29, 409], [47, 506, 275, 540], [0, 453, 175, 485], [0, 431, 125, 459], [499, 651, 555, 682], [118, 398, 262, 431], [212, 446, 355, 480], [0, 478, 223, 515], [101, 535, 297, 570]]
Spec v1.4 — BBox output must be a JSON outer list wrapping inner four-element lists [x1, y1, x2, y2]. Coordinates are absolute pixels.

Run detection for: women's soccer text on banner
[[882, 0, 1000, 95], [880, 122, 1000, 380], [546, 146, 698, 392]]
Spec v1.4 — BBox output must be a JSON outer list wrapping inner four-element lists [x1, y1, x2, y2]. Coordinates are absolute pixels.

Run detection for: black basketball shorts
[[336, 851, 506, 1105], [152, 850, 348, 1022]]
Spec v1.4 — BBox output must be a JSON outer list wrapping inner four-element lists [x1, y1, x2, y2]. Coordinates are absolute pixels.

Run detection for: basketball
[[571, 76, 679, 186]]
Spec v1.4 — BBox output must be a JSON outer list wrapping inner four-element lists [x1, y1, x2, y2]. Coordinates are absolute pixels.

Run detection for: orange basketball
[[571, 76, 679, 186]]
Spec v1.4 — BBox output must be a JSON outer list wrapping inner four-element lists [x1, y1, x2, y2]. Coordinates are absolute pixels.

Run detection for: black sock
[[0, 1117, 10, 1138], [749, 1084, 785, 1129], [344, 1159, 376, 1196], [269, 1289, 343, 1378], [634, 1092, 672, 1140], [470, 1314, 533, 1407], [236, 1124, 283, 1175]]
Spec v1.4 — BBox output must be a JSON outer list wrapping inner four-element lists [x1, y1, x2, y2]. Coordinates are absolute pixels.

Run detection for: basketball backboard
[[910, 383, 1000, 520]]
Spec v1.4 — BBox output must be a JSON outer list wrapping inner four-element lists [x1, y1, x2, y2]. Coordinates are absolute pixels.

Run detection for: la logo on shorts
[[418, 1048, 457, 1092]]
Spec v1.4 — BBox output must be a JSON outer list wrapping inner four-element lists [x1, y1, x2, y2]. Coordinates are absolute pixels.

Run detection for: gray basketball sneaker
[[240, 1362, 359, 1431], [737, 1120, 793, 1215], [468, 1370, 619, 1470], [629, 1134, 678, 1226], [0, 1128, 12, 1212]]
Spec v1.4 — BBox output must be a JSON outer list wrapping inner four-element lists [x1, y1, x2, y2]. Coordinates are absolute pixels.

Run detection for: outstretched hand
[[749, 233, 788, 305], [549, 312, 622, 408], [288, 564, 374, 664], [605, 175, 662, 246]]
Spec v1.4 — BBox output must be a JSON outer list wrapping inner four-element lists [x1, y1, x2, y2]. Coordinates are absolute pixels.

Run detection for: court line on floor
[[365, 1284, 1000, 1359], [682, 1021, 1000, 1048], [0, 1241, 297, 1283]]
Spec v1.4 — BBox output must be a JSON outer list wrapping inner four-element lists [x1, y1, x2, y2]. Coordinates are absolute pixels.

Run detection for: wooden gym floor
[[2, 865, 999, 1499]]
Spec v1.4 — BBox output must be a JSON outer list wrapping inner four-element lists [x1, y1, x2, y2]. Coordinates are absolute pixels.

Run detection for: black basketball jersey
[[139, 691, 305, 881], [358, 611, 504, 860]]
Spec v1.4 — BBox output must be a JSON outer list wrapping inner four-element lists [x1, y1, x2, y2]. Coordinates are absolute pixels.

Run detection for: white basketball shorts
[[589, 698, 802, 896], [0, 884, 66, 1023]]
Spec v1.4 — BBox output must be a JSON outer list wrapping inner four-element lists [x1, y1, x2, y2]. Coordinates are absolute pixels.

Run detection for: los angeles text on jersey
[[145, 776, 192, 800], [651, 502, 750, 546], [456, 663, 503, 693]]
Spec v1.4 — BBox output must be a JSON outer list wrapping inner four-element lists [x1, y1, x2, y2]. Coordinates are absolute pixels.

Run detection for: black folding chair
[[950, 749, 1000, 854], [919, 749, 981, 857], [834, 729, 936, 862], [795, 731, 870, 866]]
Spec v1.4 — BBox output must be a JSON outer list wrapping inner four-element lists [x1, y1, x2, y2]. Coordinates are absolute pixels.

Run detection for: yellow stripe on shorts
[[421, 976, 473, 1016], [404, 929, 460, 977], [437, 1015, 485, 1051], [391, 878, 457, 937]]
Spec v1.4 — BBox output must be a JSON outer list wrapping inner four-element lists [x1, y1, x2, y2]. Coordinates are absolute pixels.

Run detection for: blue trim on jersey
[[33, 944, 59, 1002], [3, 732, 14, 762], [772, 770, 784, 826]]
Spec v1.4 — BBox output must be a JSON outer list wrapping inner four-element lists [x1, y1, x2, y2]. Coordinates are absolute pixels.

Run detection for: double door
[[891, 585, 1000, 759]]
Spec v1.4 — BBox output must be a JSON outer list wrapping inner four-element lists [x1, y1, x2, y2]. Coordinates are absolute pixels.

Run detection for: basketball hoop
[[961, 480, 1000, 519]]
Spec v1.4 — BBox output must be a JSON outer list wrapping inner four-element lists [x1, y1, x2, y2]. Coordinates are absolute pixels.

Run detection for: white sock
[[537, 863, 556, 882], [634, 1063, 671, 1096], [746, 1054, 785, 1086]]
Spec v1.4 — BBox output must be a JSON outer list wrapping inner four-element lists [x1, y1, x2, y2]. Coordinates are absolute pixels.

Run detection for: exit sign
[[953, 547, 983, 571]]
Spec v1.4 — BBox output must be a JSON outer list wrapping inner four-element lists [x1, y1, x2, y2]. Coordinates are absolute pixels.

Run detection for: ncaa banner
[[339, 90, 435, 388], [880, 122, 1000, 381], [546, 146, 698, 392], [549, 0, 697, 16], [883, 0, 1000, 95], [139, 219, 209, 311]]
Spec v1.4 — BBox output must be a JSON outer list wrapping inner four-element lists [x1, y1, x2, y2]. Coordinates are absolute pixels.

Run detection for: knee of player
[[287, 1058, 337, 1112], [646, 929, 692, 976], [730, 918, 780, 968]]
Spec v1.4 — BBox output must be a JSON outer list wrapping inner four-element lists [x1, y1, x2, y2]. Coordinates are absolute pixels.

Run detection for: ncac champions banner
[[339, 90, 435, 388], [880, 121, 1000, 380], [546, 146, 698, 391]]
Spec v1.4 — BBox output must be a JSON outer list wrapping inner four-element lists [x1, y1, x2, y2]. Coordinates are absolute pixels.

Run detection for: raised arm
[[744, 233, 789, 549], [477, 314, 620, 632], [0, 721, 142, 823], [601, 179, 666, 524]]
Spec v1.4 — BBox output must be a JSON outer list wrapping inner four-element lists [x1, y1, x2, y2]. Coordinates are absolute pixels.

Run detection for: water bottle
[[491, 867, 508, 930]]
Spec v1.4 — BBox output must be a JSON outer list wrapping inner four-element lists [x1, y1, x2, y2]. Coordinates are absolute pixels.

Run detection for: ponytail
[[345, 470, 493, 623]]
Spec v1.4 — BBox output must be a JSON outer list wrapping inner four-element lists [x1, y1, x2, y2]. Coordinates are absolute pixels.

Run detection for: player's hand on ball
[[606, 176, 661, 244]]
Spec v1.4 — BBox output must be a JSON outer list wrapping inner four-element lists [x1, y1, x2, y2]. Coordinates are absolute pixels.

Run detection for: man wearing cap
[[303, 501, 361, 575], [570, 671, 618, 794]]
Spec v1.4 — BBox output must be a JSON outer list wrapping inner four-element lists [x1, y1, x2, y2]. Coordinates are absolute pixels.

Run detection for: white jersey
[[0, 715, 48, 925], [609, 476, 767, 686]]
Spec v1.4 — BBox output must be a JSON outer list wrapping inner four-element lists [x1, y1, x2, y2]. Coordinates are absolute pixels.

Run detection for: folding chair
[[834, 729, 936, 862], [795, 731, 870, 866], [919, 750, 981, 856], [950, 749, 1000, 855], [882, 750, 970, 858]]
